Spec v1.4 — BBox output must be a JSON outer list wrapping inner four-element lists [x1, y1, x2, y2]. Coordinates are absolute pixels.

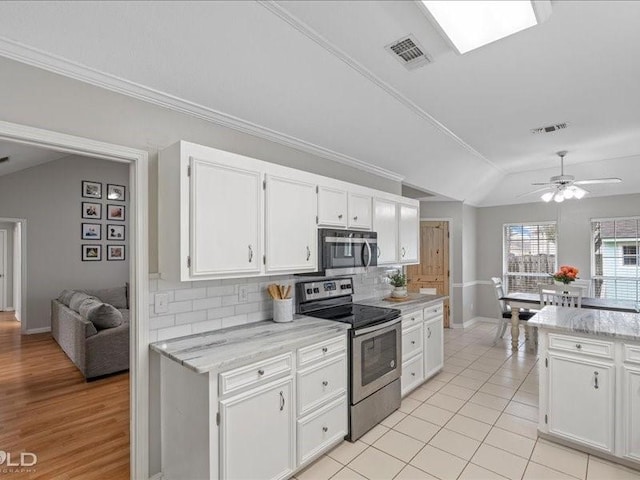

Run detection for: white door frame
[[0, 120, 149, 480], [0, 218, 27, 327], [0, 228, 6, 311]]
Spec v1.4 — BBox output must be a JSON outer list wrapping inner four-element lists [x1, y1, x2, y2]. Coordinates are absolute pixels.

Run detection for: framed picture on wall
[[107, 204, 126, 221], [107, 184, 126, 201], [81, 223, 101, 240], [107, 245, 125, 261], [82, 202, 102, 219], [82, 244, 102, 261], [106, 224, 125, 241], [82, 181, 102, 199]]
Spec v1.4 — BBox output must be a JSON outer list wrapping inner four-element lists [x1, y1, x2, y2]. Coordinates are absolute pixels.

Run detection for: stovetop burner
[[305, 303, 401, 329]]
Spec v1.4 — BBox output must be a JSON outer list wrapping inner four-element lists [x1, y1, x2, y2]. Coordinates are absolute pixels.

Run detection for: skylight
[[421, 1, 541, 54]]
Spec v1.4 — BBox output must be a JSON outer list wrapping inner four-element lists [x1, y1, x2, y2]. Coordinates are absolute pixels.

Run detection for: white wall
[[0, 155, 129, 331], [475, 193, 640, 317], [13, 222, 22, 321], [0, 221, 14, 309]]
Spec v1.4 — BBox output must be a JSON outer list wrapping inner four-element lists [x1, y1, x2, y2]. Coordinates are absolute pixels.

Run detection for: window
[[503, 222, 557, 294], [592, 217, 640, 302], [623, 245, 638, 266]]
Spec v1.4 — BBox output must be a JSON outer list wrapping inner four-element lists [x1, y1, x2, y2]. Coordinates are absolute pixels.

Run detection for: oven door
[[351, 317, 402, 404], [321, 229, 377, 275]]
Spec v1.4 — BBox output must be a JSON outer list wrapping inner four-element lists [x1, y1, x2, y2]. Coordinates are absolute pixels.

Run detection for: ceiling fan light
[[563, 188, 575, 199], [541, 191, 554, 202], [554, 192, 565, 203], [573, 186, 587, 199]]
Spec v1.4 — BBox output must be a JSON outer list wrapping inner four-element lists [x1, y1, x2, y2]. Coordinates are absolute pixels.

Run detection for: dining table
[[499, 292, 639, 350]]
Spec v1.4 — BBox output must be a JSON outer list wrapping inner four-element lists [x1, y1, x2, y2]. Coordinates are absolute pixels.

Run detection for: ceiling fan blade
[[517, 186, 553, 198], [574, 178, 622, 185], [531, 182, 554, 186]]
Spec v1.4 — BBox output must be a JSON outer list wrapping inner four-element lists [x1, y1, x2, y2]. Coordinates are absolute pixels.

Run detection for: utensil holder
[[273, 298, 293, 323]]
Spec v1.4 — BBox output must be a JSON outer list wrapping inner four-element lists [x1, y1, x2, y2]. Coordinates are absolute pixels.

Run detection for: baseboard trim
[[26, 327, 51, 334], [450, 316, 498, 329], [149, 472, 164, 480]]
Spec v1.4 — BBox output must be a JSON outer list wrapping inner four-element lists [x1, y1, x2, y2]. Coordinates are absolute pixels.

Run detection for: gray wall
[[0, 221, 14, 309], [0, 155, 129, 331], [0, 57, 402, 273], [475, 193, 640, 317]]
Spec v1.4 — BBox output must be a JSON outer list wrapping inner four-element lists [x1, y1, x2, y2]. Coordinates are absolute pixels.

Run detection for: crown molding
[[0, 36, 405, 182], [261, 1, 504, 174]]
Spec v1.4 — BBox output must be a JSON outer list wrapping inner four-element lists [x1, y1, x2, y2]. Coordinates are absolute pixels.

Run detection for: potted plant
[[388, 272, 408, 298]]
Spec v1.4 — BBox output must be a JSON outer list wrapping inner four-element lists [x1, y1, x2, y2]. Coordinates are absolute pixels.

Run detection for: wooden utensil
[[268, 284, 280, 299], [284, 285, 291, 299]]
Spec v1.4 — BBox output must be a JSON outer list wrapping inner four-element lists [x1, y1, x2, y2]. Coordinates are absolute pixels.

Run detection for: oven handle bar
[[324, 237, 378, 244], [354, 317, 401, 336]]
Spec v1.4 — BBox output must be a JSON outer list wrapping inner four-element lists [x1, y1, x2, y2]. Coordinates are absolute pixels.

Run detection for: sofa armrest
[[51, 300, 98, 376], [85, 322, 130, 379]]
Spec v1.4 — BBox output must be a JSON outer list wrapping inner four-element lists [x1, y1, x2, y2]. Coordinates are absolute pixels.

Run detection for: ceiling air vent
[[386, 34, 433, 70], [0, 156, 9, 164], [531, 122, 569, 134]]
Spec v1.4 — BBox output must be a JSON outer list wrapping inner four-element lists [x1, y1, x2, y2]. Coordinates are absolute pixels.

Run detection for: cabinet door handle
[[411, 340, 416, 345], [377, 248, 381, 258], [338, 214, 343, 219], [576, 344, 582, 350], [401, 247, 406, 258], [322, 380, 329, 387], [411, 372, 416, 377], [258, 369, 265, 376], [428, 327, 432, 338], [279, 391, 285, 411], [594, 371, 599, 389], [248, 245, 253, 263], [322, 347, 328, 353], [353, 216, 358, 221], [306, 246, 311, 261], [322, 426, 328, 433]]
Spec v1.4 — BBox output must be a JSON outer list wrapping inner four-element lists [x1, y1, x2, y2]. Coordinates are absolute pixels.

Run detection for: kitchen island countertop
[[357, 292, 448, 315], [150, 315, 349, 374]]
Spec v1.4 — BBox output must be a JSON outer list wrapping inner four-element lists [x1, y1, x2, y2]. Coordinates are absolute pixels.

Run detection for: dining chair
[[571, 279, 591, 297], [491, 277, 536, 345], [539, 284, 583, 308]]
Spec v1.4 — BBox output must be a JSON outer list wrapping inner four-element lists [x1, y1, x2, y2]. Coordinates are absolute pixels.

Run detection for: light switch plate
[[239, 285, 249, 303], [155, 293, 169, 314]]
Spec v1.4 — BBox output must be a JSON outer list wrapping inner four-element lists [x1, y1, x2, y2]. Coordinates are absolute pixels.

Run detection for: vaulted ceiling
[[0, 1, 638, 206]]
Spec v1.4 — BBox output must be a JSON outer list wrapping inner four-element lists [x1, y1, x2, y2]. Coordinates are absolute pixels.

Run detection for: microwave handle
[[364, 240, 372, 267]]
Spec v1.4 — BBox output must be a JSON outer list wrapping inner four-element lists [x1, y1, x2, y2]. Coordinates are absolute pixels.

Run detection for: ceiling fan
[[519, 151, 622, 203]]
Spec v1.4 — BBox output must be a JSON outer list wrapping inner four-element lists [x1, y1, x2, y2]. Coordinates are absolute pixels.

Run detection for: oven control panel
[[297, 277, 353, 302]]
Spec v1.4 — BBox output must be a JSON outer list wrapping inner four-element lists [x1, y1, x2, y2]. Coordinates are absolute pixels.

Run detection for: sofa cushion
[[78, 298, 123, 330], [57, 289, 76, 307], [69, 292, 97, 312], [83, 286, 128, 309]]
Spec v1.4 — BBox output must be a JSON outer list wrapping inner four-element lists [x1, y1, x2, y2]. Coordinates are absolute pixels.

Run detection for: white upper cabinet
[[190, 157, 263, 277], [373, 198, 398, 265], [348, 193, 372, 230], [265, 175, 317, 273], [317, 186, 348, 228], [399, 204, 419, 264]]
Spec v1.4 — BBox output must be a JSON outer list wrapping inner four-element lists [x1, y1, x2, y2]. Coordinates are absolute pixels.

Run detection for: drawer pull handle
[[322, 380, 329, 387], [411, 340, 416, 345], [338, 214, 343, 219], [427, 327, 432, 338], [576, 344, 582, 349], [279, 391, 285, 411], [322, 347, 328, 353], [594, 371, 599, 389], [322, 426, 328, 433], [258, 369, 265, 376], [411, 372, 416, 377]]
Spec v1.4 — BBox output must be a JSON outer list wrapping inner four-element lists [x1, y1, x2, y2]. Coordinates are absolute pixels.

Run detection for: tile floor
[[295, 321, 640, 480]]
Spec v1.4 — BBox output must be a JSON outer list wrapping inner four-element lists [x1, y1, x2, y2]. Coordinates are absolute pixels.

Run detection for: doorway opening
[[0, 218, 24, 324]]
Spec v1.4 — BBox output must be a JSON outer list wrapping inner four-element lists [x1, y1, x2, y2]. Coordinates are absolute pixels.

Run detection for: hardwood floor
[[0, 312, 129, 479]]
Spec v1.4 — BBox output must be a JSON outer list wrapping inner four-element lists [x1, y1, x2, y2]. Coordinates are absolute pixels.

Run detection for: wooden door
[[406, 221, 450, 327]]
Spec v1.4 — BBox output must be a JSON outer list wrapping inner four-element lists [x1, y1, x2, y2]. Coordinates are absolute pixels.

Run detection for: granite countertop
[[528, 305, 640, 341], [149, 316, 349, 374], [357, 293, 448, 314]]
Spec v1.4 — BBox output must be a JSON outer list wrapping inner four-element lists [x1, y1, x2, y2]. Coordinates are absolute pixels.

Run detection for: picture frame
[[82, 244, 102, 261], [81, 222, 102, 240], [82, 180, 102, 199], [107, 184, 126, 201], [82, 202, 102, 220], [106, 224, 126, 241], [107, 245, 126, 261], [107, 204, 126, 221]]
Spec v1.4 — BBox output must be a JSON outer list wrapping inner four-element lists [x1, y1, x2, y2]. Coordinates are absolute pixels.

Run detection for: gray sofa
[[51, 286, 129, 379]]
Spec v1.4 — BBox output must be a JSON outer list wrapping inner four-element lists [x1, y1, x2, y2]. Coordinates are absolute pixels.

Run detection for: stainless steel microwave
[[316, 228, 378, 276]]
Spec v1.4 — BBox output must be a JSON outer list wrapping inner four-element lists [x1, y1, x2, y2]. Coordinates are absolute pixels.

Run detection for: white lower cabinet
[[220, 377, 295, 480], [424, 317, 444, 378], [621, 364, 640, 461], [547, 353, 615, 453], [297, 396, 347, 465], [401, 352, 424, 397]]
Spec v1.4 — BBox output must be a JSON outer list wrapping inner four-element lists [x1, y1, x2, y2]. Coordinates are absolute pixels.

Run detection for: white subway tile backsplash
[[193, 297, 223, 311], [247, 309, 271, 322], [167, 300, 193, 315], [150, 315, 176, 330], [206, 285, 237, 297], [157, 279, 193, 291], [235, 301, 270, 315], [175, 310, 207, 325], [221, 294, 240, 307], [174, 287, 207, 301], [191, 318, 223, 334], [207, 306, 236, 320], [157, 324, 193, 341], [221, 314, 247, 328]]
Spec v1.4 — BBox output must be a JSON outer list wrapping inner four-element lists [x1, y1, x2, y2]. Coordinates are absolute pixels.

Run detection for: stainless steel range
[[296, 277, 402, 441]]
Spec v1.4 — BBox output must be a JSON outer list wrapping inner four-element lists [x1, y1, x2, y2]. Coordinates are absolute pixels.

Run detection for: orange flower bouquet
[[552, 265, 579, 284]]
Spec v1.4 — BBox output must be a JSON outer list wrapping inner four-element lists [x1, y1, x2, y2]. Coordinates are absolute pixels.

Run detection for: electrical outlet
[[239, 285, 249, 303], [155, 293, 169, 314]]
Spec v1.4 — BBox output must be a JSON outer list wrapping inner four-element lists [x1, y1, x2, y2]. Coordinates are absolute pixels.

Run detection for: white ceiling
[[0, 1, 638, 206], [0, 140, 68, 177]]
